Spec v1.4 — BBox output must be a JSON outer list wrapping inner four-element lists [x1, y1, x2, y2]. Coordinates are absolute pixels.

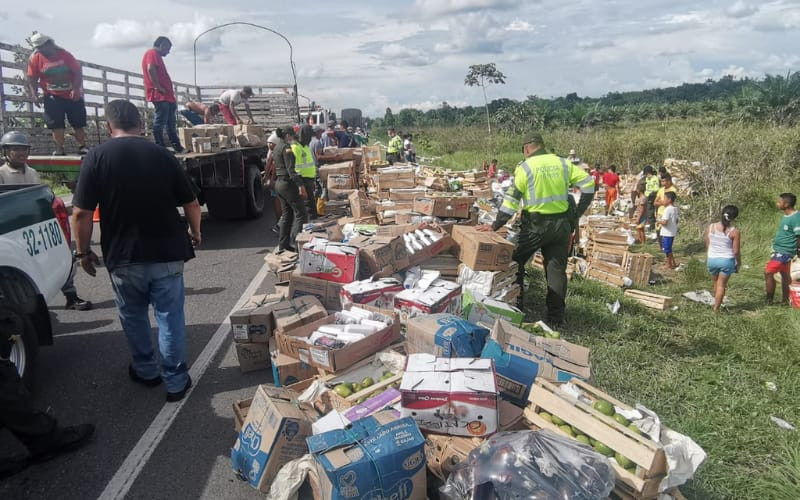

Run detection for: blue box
[[405, 313, 488, 357], [307, 414, 427, 500]]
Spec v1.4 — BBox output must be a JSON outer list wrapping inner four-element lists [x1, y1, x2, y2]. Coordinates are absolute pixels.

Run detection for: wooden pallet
[[624, 289, 672, 311], [525, 378, 668, 499], [624, 252, 653, 286]]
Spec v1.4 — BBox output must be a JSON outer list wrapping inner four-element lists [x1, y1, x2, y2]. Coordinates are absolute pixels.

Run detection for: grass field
[[411, 122, 800, 499]]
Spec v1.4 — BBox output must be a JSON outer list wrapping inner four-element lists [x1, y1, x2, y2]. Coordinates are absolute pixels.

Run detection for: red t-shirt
[[27, 48, 81, 99], [141, 48, 175, 103], [602, 171, 620, 188]]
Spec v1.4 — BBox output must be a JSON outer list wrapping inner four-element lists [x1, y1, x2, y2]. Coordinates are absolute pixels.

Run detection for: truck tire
[[0, 306, 39, 391], [245, 164, 266, 218]]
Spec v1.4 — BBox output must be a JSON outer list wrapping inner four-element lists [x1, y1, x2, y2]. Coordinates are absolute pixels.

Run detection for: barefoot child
[[765, 192, 800, 304], [659, 191, 679, 269]]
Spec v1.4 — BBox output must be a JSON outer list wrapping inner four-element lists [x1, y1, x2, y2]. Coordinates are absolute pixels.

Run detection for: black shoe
[[128, 364, 162, 387], [65, 293, 92, 311], [166, 375, 192, 403], [29, 424, 95, 464]]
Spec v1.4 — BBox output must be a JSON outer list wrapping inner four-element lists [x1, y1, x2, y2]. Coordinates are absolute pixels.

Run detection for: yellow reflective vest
[[387, 135, 403, 154], [290, 143, 316, 178], [500, 153, 595, 216]]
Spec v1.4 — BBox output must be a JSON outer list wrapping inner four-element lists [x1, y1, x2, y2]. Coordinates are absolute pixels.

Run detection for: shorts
[[707, 257, 736, 276], [43, 95, 87, 129], [661, 236, 674, 255], [765, 252, 793, 274]]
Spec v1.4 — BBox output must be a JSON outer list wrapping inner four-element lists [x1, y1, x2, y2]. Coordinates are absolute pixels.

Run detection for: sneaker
[[128, 364, 162, 388], [77, 145, 89, 155], [29, 424, 95, 464], [65, 293, 92, 311], [166, 375, 192, 403]]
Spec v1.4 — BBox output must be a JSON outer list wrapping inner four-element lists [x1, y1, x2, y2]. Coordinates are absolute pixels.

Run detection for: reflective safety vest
[[645, 175, 659, 196], [387, 135, 403, 153], [500, 153, 595, 216], [290, 143, 316, 178]]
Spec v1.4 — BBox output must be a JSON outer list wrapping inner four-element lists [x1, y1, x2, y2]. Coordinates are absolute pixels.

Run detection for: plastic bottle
[[404, 266, 421, 289]]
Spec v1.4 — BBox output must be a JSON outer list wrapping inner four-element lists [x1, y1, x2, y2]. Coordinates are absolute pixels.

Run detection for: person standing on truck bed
[[0, 131, 92, 311], [25, 32, 89, 156], [274, 127, 308, 253], [179, 101, 220, 125], [71, 100, 200, 403], [218, 87, 256, 126], [142, 36, 185, 153]]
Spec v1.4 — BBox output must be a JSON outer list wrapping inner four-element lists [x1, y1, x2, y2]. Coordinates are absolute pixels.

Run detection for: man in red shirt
[[602, 164, 620, 215], [142, 37, 184, 152], [26, 33, 89, 156]]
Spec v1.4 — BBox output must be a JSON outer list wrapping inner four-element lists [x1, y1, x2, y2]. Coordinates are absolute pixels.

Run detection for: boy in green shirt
[[765, 193, 800, 304]]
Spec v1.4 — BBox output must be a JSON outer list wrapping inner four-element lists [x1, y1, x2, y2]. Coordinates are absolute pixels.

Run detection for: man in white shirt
[[218, 87, 255, 125]]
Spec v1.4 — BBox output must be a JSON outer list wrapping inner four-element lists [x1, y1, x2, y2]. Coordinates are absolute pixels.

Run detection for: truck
[[0, 184, 72, 387]]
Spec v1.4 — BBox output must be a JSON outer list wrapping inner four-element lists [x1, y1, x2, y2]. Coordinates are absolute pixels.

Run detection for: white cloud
[[505, 19, 534, 32], [0, 11, 8, 21], [726, 1, 759, 18], [577, 40, 615, 50], [378, 43, 433, 65], [92, 20, 154, 49], [412, 0, 516, 17], [25, 9, 50, 20]]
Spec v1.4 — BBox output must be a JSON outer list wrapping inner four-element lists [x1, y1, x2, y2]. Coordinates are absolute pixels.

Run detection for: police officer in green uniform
[[478, 132, 595, 325], [386, 128, 403, 164]]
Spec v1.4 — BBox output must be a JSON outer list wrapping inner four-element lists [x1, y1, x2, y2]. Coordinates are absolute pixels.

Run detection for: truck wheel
[[0, 306, 39, 390], [245, 164, 266, 218]]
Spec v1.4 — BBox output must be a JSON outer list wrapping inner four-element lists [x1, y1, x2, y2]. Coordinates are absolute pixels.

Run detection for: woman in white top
[[704, 205, 741, 312]]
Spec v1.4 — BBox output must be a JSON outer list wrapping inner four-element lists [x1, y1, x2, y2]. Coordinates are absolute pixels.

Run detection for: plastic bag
[[440, 429, 615, 500]]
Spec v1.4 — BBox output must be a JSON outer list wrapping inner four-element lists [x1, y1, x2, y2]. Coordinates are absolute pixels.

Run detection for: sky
[[1, 0, 799, 117]]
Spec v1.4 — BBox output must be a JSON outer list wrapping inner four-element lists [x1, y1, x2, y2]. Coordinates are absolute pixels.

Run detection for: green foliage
[[754, 445, 800, 500]]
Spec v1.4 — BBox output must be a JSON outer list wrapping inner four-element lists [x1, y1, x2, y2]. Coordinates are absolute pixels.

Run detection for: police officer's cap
[[522, 132, 545, 147]]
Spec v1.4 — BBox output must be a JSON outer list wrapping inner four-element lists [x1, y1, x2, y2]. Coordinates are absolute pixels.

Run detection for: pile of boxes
[[178, 124, 267, 153]]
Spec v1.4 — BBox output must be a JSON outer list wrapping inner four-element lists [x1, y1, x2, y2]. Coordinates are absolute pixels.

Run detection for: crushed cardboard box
[[451, 225, 515, 271], [289, 270, 344, 312], [405, 314, 488, 358], [394, 279, 462, 321]]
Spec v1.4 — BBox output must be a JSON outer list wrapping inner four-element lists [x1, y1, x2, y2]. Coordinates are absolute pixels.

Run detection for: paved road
[[1, 210, 283, 499]]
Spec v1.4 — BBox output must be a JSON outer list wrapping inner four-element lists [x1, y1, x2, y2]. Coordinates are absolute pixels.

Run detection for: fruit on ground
[[615, 453, 634, 468], [559, 425, 574, 437], [593, 442, 614, 457], [551, 415, 566, 426], [593, 400, 615, 416], [538, 411, 554, 423], [334, 384, 352, 397], [613, 414, 630, 426]]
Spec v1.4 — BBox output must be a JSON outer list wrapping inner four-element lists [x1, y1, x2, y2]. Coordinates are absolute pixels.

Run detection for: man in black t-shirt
[[71, 99, 201, 403]]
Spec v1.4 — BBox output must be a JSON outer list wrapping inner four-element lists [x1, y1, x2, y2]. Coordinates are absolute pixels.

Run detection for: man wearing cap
[[477, 132, 595, 325], [309, 126, 324, 166], [142, 36, 184, 152], [26, 33, 89, 156], [218, 87, 255, 126]]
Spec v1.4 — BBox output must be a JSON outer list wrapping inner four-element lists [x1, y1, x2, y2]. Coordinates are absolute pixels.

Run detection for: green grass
[[409, 121, 800, 499]]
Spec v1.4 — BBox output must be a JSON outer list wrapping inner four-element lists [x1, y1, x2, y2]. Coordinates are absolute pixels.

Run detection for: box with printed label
[[289, 270, 344, 312], [340, 278, 404, 309], [271, 339, 319, 387], [307, 414, 427, 500], [457, 262, 519, 297], [451, 225, 515, 271], [480, 319, 591, 406], [327, 174, 354, 190], [461, 289, 524, 326], [393, 279, 462, 322], [400, 354, 498, 437], [413, 196, 475, 219], [229, 304, 274, 343], [299, 240, 360, 284], [405, 314, 488, 358], [374, 166, 417, 191], [272, 296, 328, 334], [347, 235, 410, 277], [234, 342, 271, 373], [327, 188, 357, 202], [318, 161, 353, 184], [230, 385, 318, 493], [276, 312, 402, 373], [348, 191, 376, 219]]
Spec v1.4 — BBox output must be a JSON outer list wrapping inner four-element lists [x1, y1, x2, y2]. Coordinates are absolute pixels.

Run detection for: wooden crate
[[586, 264, 627, 287], [624, 289, 672, 311], [624, 252, 653, 286], [232, 398, 252, 432], [524, 378, 668, 499]]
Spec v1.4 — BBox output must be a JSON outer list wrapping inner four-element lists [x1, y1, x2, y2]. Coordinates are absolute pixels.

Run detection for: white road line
[[97, 261, 271, 500]]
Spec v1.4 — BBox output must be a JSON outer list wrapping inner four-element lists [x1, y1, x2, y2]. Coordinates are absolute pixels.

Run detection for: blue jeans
[[109, 261, 188, 392], [152, 101, 182, 149], [179, 109, 203, 126]]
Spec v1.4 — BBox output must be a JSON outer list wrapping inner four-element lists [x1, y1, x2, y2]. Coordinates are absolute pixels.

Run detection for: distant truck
[[0, 184, 72, 386], [341, 108, 363, 129]]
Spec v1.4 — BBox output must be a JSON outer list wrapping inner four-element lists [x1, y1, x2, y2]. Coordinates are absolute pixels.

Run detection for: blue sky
[[2, 0, 799, 116]]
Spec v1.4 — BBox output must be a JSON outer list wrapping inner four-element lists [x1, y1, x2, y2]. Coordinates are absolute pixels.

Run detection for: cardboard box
[[405, 314, 489, 358], [327, 174, 354, 190], [178, 127, 206, 152], [231, 386, 318, 493], [394, 279, 462, 321], [319, 161, 353, 184], [461, 289, 524, 326], [233, 124, 264, 137], [232, 398, 252, 432], [299, 240, 360, 284], [229, 305, 274, 343], [451, 225, 515, 271], [347, 235, 410, 277], [234, 342, 271, 373], [374, 166, 416, 191], [405, 225, 456, 268], [457, 262, 519, 297], [327, 188, 357, 202], [413, 196, 475, 219], [289, 270, 344, 312], [337, 215, 379, 227], [340, 278, 404, 309], [348, 191, 376, 218], [425, 434, 483, 481], [276, 311, 402, 373], [470, 187, 493, 199], [307, 414, 427, 500], [271, 341, 319, 387], [272, 296, 328, 334], [389, 188, 429, 201], [480, 319, 591, 406], [400, 354, 498, 437], [374, 223, 418, 238]]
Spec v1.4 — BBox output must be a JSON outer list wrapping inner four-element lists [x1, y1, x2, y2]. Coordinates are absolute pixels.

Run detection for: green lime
[[593, 442, 614, 457], [559, 425, 574, 437], [593, 400, 615, 416], [613, 414, 630, 426], [551, 415, 566, 426], [333, 384, 352, 397], [538, 411, 553, 423], [615, 452, 634, 468], [575, 434, 591, 445]]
